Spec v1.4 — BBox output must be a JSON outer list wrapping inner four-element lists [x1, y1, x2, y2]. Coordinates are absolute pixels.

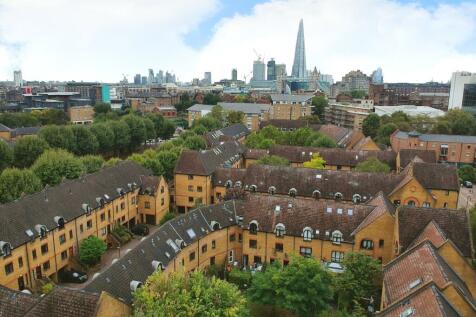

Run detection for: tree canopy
[[257, 155, 290, 166], [13, 136, 49, 168], [312, 95, 328, 119], [0, 168, 43, 203], [31, 149, 84, 186], [354, 157, 391, 173], [303, 153, 326, 169], [0, 141, 13, 171], [134, 270, 248, 317], [227, 111, 245, 124], [79, 236, 107, 266]]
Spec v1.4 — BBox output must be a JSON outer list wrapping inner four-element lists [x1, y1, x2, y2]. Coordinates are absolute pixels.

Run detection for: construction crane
[[243, 71, 253, 83]]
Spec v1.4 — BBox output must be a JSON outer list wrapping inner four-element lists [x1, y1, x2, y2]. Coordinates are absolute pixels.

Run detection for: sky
[[0, 0, 475, 83]]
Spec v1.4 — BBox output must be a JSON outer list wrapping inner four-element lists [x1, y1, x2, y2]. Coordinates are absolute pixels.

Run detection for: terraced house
[[212, 161, 459, 209], [84, 194, 473, 315], [0, 162, 169, 291]]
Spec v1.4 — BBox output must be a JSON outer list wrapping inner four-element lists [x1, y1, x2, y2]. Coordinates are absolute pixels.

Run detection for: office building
[[449, 71, 476, 114], [267, 59, 276, 81], [203, 72, 212, 85], [134, 74, 141, 85], [13, 70, 22, 87], [252, 59, 266, 81], [291, 19, 306, 79], [371, 67, 384, 84], [156, 70, 164, 84], [332, 70, 371, 97], [232, 68, 238, 81], [141, 76, 147, 85], [148, 69, 155, 85], [275, 64, 287, 78], [320, 74, 334, 86]]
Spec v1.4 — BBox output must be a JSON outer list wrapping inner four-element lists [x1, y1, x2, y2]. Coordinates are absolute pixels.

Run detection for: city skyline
[[0, 0, 475, 83]]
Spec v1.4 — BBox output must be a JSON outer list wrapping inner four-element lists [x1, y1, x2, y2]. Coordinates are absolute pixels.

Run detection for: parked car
[[131, 223, 150, 236], [58, 269, 88, 283], [463, 181, 473, 188], [325, 262, 344, 274]]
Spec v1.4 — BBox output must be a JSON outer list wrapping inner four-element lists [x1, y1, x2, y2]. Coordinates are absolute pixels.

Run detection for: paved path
[[61, 225, 161, 289]]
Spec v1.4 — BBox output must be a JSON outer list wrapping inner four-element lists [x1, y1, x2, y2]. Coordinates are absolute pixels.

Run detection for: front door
[[35, 266, 42, 279], [18, 276, 25, 290]]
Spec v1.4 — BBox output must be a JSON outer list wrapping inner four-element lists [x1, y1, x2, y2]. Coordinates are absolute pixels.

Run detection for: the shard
[[291, 19, 306, 79]]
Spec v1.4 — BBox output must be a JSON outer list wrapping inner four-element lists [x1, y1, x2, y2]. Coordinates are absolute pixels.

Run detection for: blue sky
[[0, 0, 475, 82]]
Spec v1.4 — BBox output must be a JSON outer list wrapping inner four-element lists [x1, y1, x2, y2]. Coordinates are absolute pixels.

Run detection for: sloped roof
[[399, 149, 437, 168], [383, 241, 475, 308], [397, 206, 472, 257], [394, 131, 476, 144], [269, 145, 396, 168], [0, 161, 153, 249], [174, 141, 245, 176], [243, 148, 268, 160], [376, 282, 462, 317], [351, 192, 395, 236], [408, 220, 448, 250], [218, 102, 271, 114], [0, 285, 40, 317], [213, 164, 405, 203], [0, 123, 12, 132], [204, 124, 250, 147], [85, 201, 239, 303], [411, 162, 459, 191], [270, 94, 313, 103]]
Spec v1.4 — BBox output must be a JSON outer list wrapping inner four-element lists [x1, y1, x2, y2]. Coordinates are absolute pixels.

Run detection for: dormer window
[[225, 180, 233, 189], [234, 181, 242, 188], [303, 227, 313, 241], [117, 188, 125, 196], [334, 192, 343, 200], [96, 197, 105, 207], [352, 194, 362, 203], [0, 241, 12, 257], [211, 221, 221, 231], [268, 186, 276, 195], [54, 216, 65, 229], [130, 280, 143, 292], [275, 223, 285, 237], [331, 231, 343, 244], [152, 260, 164, 271], [249, 221, 258, 234], [312, 190, 321, 199], [35, 224, 48, 238], [289, 188, 297, 197], [82, 203, 92, 215], [249, 185, 257, 192]]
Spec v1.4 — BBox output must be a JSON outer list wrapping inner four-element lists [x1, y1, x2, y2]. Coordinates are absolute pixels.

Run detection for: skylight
[[166, 239, 180, 253], [186, 228, 196, 239], [409, 278, 422, 289], [326, 207, 332, 213]]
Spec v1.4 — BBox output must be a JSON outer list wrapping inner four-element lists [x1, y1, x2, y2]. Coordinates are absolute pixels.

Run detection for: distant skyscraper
[[148, 69, 155, 84], [291, 19, 306, 79], [276, 64, 287, 78], [252, 59, 266, 81], [204, 72, 212, 85], [232, 68, 238, 81], [449, 72, 476, 114], [134, 74, 141, 85], [371, 67, 384, 84], [141, 76, 147, 85], [320, 74, 334, 85], [156, 70, 164, 84], [13, 70, 22, 87], [267, 59, 276, 81]]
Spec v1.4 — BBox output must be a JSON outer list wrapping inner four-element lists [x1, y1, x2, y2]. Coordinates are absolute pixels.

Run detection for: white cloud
[[196, 0, 476, 83], [0, 0, 475, 83], [0, 0, 219, 81]]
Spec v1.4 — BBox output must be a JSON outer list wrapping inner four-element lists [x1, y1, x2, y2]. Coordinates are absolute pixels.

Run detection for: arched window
[[302, 227, 313, 241], [289, 188, 297, 198], [407, 200, 416, 207], [352, 194, 362, 203], [268, 186, 276, 195], [312, 190, 321, 199], [334, 192, 343, 200], [249, 185, 257, 192], [331, 231, 343, 244], [275, 223, 286, 237], [234, 181, 242, 188], [211, 221, 221, 231], [249, 221, 258, 234], [0, 241, 12, 257], [360, 239, 374, 250], [225, 180, 233, 189]]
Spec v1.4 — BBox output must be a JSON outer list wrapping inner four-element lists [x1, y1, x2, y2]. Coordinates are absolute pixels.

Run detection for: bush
[[41, 282, 54, 295], [227, 268, 252, 290], [159, 212, 176, 225], [131, 223, 149, 236], [79, 236, 107, 266], [80, 155, 105, 173]]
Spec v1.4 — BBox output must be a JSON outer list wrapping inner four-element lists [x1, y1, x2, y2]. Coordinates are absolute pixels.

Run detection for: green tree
[[303, 153, 326, 169], [174, 93, 194, 113], [362, 114, 380, 138], [210, 104, 224, 121], [94, 102, 111, 114], [227, 111, 245, 124], [310, 135, 337, 148], [194, 115, 222, 131], [122, 115, 147, 150], [158, 119, 176, 140], [458, 165, 476, 183], [248, 256, 333, 317], [0, 168, 43, 203], [0, 112, 39, 128], [159, 212, 175, 225], [375, 122, 398, 145], [69, 125, 99, 155], [350, 90, 367, 99], [469, 207, 476, 258], [39, 125, 75, 151], [312, 95, 328, 119], [79, 236, 107, 266], [32, 149, 84, 185], [245, 133, 274, 149], [13, 136, 49, 168], [355, 157, 391, 173], [183, 135, 207, 151], [335, 252, 382, 312], [156, 150, 179, 180], [0, 141, 13, 170], [80, 155, 105, 173], [90, 123, 115, 154], [257, 155, 290, 166], [105, 157, 121, 166], [444, 109, 476, 135], [107, 120, 131, 154], [203, 93, 221, 105], [143, 117, 157, 140], [191, 124, 208, 135], [134, 270, 248, 317], [32, 109, 68, 125]]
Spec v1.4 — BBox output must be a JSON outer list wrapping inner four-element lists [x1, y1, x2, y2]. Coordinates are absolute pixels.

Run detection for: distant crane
[[253, 49, 265, 62], [243, 71, 253, 83]]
